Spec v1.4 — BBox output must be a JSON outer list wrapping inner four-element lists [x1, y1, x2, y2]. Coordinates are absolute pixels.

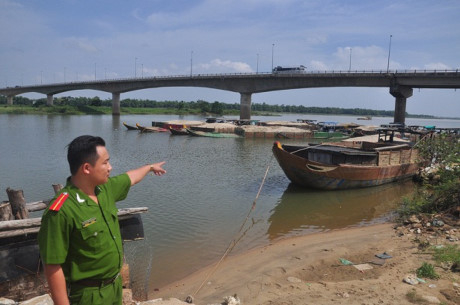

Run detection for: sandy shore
[[152, 223, 460, 305]]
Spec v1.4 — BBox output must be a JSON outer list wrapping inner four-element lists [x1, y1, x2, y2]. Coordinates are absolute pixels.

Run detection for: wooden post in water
[[0, 201, 13, 221], [6, 187, 29, 220], [52, 184, 63, 194]]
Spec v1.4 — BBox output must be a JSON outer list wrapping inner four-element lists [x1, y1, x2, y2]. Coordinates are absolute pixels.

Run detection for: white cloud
[[200, 59, 253, 73], [309, 60, 328, 71], [423, 63, 452, 71]]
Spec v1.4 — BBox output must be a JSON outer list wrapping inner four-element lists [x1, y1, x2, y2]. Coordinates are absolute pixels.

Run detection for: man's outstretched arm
[[126, 161, 166, 186]]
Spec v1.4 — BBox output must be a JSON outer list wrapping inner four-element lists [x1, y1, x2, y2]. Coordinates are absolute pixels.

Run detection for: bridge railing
[[1, 69, 459, 90]]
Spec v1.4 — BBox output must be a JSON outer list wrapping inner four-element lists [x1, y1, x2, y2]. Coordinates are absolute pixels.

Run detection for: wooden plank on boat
[[26, 200, 49, 212], [378, 151, 390, 166], [0, 208, 149, 239], [390, 151, 401, 165], [2, 199, 53, 213], [117, 207, 149, 219], [0, 227, 39, 239], [374, 144, 409, 151], [400, 150, 411, 163], [0, 218, 42, 230]]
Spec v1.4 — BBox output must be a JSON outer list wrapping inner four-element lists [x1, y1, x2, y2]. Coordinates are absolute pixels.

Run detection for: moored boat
[[136, 123, 168, 133], [313, 131, 349, 140], [169, 126, 189, 135], [272, 136, 425, 190], [186, 128, 242, 138], [123, 122, 138, 130]]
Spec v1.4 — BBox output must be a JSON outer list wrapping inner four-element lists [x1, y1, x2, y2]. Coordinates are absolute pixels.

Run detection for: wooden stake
[[0, 201, 13, 221], [6, 188, 29, 220], [52, 184, 63, 195]]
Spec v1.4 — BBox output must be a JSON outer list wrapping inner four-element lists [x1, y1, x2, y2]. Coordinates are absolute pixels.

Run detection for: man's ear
[[82, 163, 92, 175]]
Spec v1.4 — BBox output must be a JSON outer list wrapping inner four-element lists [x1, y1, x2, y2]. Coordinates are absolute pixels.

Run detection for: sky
[[1, 0, 459, 117]]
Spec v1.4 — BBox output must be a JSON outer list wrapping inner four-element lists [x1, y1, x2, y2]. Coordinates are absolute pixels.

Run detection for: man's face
[[89, 146, 112, 185]]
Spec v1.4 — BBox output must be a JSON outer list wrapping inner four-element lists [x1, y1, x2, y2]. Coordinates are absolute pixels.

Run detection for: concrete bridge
[[1, 70, 459, 124]]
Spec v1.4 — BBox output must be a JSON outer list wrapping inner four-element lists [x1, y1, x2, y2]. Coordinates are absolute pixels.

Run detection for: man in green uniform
[[38, 135, 166, 305]]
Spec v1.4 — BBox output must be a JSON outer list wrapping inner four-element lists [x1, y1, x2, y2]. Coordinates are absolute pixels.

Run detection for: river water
[[0, 113, 459, 298]]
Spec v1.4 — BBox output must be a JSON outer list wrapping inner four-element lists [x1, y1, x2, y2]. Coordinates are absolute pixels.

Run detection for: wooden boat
[[169, 125, 189, 135], [272, 138, 424, 190], [186, 128, 242, 138], [0, 207, 147, 286], [313, 131, 349, 140], [136, 123, 168, 133], [123, 122, 138, 130], [357, 116, 372, 120]]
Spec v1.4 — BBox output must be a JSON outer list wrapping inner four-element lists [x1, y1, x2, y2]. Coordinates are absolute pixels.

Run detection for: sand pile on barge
[[236, 125, 313, 139], [192, 123, 237, 133], [163, 120, 204, 127], [260, 120, 315, 130]]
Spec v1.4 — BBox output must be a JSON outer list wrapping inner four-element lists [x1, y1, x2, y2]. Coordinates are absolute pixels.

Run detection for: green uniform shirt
[[38, 173, 131, 282]]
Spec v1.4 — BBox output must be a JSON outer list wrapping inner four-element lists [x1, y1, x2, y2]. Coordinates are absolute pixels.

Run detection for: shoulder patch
[[49, 192, 69, 211]]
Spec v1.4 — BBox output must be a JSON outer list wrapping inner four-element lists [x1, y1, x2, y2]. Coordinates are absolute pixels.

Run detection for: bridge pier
[[112, 92, 121, 115], [7, 96, 13, 105], [240, 92, 252, 120], [390, 84, 413, 125], [46, 94, 53, 106]]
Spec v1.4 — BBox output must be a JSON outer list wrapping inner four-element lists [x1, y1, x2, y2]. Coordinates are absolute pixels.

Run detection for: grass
[[433, 244, 460, 265], [416, 262, 440, 279]]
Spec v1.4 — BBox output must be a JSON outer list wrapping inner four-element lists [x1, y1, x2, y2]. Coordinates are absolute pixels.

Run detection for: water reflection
[[267, 180, 416, 240], [112, 115, 121, 130]]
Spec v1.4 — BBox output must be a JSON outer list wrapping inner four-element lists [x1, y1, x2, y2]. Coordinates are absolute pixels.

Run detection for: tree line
[[0, 95, 437, 118]]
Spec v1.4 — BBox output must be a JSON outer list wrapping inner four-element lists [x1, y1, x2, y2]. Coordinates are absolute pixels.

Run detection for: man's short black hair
[[67, 135, 106, 175]]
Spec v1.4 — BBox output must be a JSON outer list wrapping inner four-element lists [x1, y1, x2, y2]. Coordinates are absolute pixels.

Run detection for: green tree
[[211, 101, 223, 115], [90, 97, 102, 106], [197, 100, 210, 113]]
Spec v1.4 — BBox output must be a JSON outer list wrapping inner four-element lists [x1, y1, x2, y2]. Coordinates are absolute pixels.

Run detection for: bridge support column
[[240, 92, 252, 120], [390, 84, 413, 125], [46, 94, 54, 106], [7, 96, 13, 105], [112, 92, 121, 115]]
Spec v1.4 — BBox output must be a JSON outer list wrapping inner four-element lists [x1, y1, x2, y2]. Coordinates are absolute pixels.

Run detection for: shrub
[[416, 262, 439, 279], [397, 134, 459, 218]]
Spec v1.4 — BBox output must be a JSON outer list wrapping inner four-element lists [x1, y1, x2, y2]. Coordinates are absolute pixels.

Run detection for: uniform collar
[[65, 176, 102, 205]]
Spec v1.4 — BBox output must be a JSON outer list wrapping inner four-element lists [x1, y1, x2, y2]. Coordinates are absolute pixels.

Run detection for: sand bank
[[153, 223, 460, 305]]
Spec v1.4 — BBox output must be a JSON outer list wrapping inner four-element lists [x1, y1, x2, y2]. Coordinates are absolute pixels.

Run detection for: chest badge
[[82, 217, 97, 228]]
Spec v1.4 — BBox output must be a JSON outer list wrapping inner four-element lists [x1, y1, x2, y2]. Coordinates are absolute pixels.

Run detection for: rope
[[291, 142, 329, 154], [189, 155, 274, 299]]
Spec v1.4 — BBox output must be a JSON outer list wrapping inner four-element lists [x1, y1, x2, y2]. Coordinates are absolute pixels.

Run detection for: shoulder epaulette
[[49, 192, 69, 211]]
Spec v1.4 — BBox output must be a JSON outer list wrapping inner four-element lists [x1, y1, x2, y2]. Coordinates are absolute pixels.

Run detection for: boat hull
[[123, 122, 138, 130], [169, 127, 189, 135], [136, 123, 168, 133], [272, 143, 421, 190], [186, 128, 241, 138]]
